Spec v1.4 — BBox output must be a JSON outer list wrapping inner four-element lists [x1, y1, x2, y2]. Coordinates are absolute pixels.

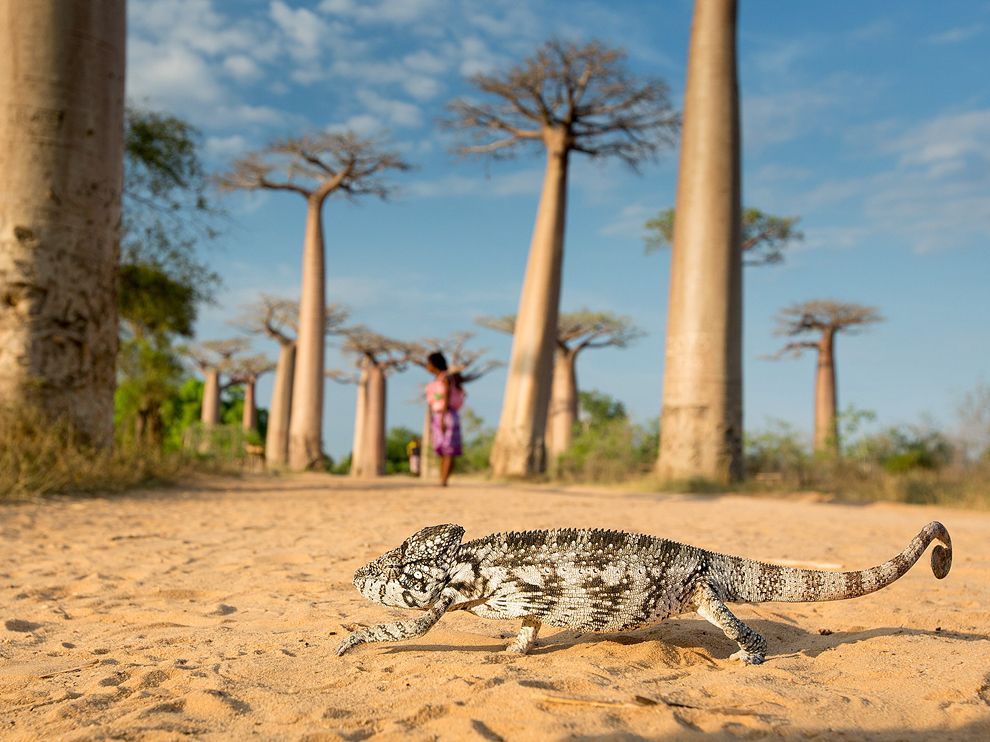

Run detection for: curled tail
[[720, 522, 952, 603]]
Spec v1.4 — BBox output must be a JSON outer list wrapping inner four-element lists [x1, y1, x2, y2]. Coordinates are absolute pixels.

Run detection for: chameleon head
[[352, 524, 465, 610]]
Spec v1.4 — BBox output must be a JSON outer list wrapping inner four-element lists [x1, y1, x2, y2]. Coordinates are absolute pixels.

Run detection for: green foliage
[[459, 407, 496, 473], [114, 106, 228, 460], [743, 413, 986, 507], [744, 418, 811, 483], [644, 206, 802, 266], [118, 263, 197, 338], [115, 335, 186, 448], [578, 390, 627, 426], [122, 106, 221, 303], [555, 391, 655, 483], [386, 426, 419, 474]]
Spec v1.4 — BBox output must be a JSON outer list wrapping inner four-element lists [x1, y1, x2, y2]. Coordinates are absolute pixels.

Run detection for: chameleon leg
[[693, 584, 767, 665], [337, 592, 455, 656], [506, 617, 541, 654]]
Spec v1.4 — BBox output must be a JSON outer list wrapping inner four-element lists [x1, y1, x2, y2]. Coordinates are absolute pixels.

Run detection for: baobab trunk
[[242, 379, 258, 432], [288, 197, 328, 470], [0, 0, 126, 447], [546, 349, 578, 464], [814, 329, 838, 453], [349, 361, 369, 476], [490, 135, 569, 476], [353, 364, 386, 477], [657, 0, 743, 484], [265, 342, 295, 467], [420, 404, 438, 481], [201, 369, 221, 426]]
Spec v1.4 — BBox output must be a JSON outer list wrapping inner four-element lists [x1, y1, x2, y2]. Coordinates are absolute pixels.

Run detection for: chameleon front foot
[[336, 631, 367, 656], [729, 648, 765, 665]]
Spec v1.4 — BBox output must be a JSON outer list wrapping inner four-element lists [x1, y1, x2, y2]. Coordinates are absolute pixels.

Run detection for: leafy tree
[[115, 107, 223, 447]]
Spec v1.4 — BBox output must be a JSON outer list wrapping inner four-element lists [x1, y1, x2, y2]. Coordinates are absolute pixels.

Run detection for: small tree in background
[[645, 207, 802, 266], [338, 327, 411, 478], [239, 296, 348, 467], [479, 311, 643, 464], [217, 133, 410, 470], [447, 38, 678, 477], [184, 339, 249, 427], [771, 300, 883, 453], [227, 354, 276, 435]]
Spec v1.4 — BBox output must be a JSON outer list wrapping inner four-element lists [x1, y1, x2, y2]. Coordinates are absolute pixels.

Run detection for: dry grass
[[0, 406, 236, 500]]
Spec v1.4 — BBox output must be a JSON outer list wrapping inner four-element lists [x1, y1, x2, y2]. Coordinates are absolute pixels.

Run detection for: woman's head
[[427, 351, 448, 373]]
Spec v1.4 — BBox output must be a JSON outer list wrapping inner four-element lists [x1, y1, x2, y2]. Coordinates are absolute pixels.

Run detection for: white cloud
[[330, 114, 385, 136], [407, 168, 543, 199], [270, 0, 329, 63], [355, 90, 423, 128], [403, 75, 443, 101], [223, 54, 263, 82], [319, 0, 444, 24], [205, 134, 249, 159], [599, 203, 656, 240], [927, 25, 983, 45]]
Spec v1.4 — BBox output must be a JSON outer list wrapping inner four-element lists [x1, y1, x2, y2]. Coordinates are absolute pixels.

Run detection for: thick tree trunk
[[546, 349, 578, 465], [420, 403, 439, 481], [288, 197, 327, 470], [265, 341, 295, 467], [656, 0, 743, 484], [349, 361, 368, 476], [813, 329, 838, 454], [352, 364, 385, 477], [490, 136, 569, 477], [0, 1, 126, 447], [201, 369, 220, 426], [242, 379, 258, 432]]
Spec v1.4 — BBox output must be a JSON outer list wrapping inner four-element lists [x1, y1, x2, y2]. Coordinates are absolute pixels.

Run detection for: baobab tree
[[227, 354, 276, 433], [407, 332, 502, 480], [480, 311, 643, 462], [0, 2, 125, 447], [657, 0, 743, 485], [645, 207, 802, 266], [771, 300, 883, 453], [447, 38, 678, 477], [239, 296, 348, 468], [216, 133, 409, 470], [337, 327, 411, 478], [184, 339, 249, 426]]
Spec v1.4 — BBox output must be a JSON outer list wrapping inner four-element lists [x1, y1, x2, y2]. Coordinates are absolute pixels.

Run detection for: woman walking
[[425, 351, 465, 486]]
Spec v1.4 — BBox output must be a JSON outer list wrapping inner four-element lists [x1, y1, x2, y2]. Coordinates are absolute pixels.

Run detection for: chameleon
[[336, 521, 951, 664]]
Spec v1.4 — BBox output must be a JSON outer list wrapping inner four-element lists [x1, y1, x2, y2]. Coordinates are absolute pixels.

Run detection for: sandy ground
[[1, 474, 989, 741]]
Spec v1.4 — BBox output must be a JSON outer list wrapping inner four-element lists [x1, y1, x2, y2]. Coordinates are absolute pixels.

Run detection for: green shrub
[[554, 391, 656, 483]]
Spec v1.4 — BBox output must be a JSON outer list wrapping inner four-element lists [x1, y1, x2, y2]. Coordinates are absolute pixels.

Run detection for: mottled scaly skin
[[337, 522, 952, 664]]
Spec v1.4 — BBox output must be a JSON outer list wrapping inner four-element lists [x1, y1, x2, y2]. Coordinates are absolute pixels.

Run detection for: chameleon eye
[[414, 570, 423, 579]]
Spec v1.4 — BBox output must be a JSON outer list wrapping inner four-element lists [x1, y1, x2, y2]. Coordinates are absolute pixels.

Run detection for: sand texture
[[2, 475, 989, 740]]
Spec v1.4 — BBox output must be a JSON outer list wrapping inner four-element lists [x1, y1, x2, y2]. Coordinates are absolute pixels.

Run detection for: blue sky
[[127, 0, 990, 459]]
